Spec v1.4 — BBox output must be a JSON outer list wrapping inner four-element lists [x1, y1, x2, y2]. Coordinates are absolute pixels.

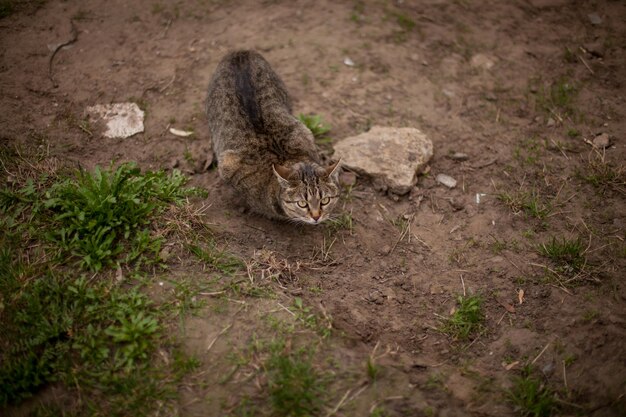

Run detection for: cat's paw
[[218, 150, 241, 180]]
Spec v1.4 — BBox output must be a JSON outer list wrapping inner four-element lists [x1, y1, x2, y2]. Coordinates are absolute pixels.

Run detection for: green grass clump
[[508, 366, 558, 417], [578, 153, 625, 194], [533, 78, 578, 116], [498, 190, 551, 219], [441, 295, 485, 340], [189, 241, 244, 275], [298, 113, 332, 144], [265, 340, 326, 417], [0, 159, 205, 412], [326, 211, 354, 234], [0, 269, 164, 407], [2, 163, 203, 271], [538, 236, 586, 274]]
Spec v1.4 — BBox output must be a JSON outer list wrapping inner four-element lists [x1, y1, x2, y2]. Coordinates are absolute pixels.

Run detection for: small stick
[[531, 341, 551, 365], [277, 302, 296, 317], [563, 360, 568, 390], [326, 389, 352, 417], [577, 54, 594, 75], [497, 311, 507, 325], [198, 290, 225, 296], [207, 324, 232, 352], [460, 274, 466, 297], [48, 20, 79, 88]]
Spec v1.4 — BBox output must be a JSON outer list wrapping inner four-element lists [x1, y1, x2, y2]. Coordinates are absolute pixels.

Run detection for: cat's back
[[206, 50, 292, 139]]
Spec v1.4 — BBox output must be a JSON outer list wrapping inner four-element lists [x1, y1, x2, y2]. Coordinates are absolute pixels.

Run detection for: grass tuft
[[578, 152, 625, 194], [538, 236, 586, 274], [508, 366, 558, 417], [265, 340, 326, 417], [298, 113, 332, 144], [498, 190, 551, 219], [441, 295, 485, 340]]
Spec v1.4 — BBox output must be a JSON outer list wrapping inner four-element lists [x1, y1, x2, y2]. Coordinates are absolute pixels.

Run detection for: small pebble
[[587, 12, 603, 25], [546, 117, 556, 127], [343, 57, 355, 67], [436, 174, 457, 188], [449, 152, 469, 161]]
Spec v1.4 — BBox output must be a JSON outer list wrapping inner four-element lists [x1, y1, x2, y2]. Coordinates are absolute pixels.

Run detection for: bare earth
[[1, 0, 625, 416]]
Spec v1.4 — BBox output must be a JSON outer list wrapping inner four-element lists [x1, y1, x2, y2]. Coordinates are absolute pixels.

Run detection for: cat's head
[[272, 160, 341, 225]]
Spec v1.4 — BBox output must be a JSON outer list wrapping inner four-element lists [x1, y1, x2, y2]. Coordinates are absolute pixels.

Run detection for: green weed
[[292, 297, 332, 338], [366, 356, 379, 381], [265, 340, 326, 417], [0, 156, 209, 413], [508, 366, 558, 417], [16, 163, 202, 271], [441, 295, 485, 340], [189, 241, 244, 275], [533, 78, 578, 116], [298, 113, 332, 144], [538, 236, 586, 274], [327, 210, 354, 234], [498, 190, 551, 219], [578, 152, 625, 194]]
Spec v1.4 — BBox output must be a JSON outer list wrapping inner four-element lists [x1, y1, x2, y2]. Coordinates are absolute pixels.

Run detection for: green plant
[[578, 152, 625, 194], [42, 163, 202, 271], [298, 113, 331, 144], [441, 295, 485, 340], [265, 340, 326, 417], [327, 210, 354, 234], [538, 236, 586, 274], [366, 356, 379, 381], [292, 297, 332, 338], [508, 366, 558, 417], [498, 191, 551, 219], [189, 241, 243, 275]]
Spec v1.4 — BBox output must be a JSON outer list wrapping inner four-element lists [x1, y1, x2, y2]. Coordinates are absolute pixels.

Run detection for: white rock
[[436, 174, 457, 188], [343, 57, 355, 67], [86, 102, 144, 139], [333, 126, 433, 195], [470, 54, 495, 70]]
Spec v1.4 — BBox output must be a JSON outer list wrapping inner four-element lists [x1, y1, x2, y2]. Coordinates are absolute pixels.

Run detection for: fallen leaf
[[518, 289, 525, 305], [504, 361, 519, 370]]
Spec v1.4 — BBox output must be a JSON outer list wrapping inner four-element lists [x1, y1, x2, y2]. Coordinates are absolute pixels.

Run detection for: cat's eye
[[320, 197, 331, 205], [297, 200, 308, 208]]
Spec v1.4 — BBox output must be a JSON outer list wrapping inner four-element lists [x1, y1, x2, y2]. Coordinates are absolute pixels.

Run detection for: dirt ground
[[1, 0, 625, 416]]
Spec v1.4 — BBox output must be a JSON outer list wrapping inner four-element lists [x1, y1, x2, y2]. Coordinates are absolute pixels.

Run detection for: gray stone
[[592, 133, 610, 149], [86, 102, 144, 139], [436, 174, 457, 188], [587, 13, 603, 25], [333, 126, 433, 195]]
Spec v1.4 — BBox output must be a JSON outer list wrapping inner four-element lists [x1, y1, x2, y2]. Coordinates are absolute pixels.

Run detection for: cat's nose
[[311, 211, 320, 221]]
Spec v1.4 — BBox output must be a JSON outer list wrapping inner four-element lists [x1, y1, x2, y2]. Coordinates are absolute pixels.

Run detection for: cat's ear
[[272, 164, 292, 187], [324, 158, 342, 180]]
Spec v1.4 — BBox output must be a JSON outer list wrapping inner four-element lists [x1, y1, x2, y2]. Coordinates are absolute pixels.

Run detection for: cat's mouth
[[300, 217, 324, 225]]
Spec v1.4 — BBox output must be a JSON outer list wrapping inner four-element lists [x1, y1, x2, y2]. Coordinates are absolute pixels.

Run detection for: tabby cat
[[206, 50, 341, 224]]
